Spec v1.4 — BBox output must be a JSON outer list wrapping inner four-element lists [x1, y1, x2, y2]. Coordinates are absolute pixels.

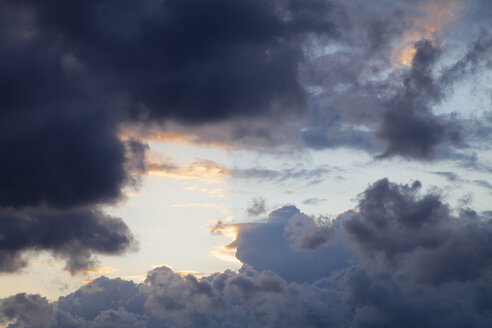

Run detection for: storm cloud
[[0, 0, 341, 271]]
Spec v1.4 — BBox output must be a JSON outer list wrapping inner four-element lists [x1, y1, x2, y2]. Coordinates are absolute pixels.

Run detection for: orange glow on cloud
[[68, 266, 117, 276], [119, 125, 233, 150], [147, 158, 231, 184], [392, 0, 463, 67], [211, 244, 241, 264], [177, 270, 204, 279], [210, 223, 251, 264]]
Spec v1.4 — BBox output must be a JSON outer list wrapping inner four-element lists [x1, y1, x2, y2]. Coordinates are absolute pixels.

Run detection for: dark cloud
[[246, 197, 267, 217], [0, 207, 136, 273], [0, 43, 128, 208], [377, 35, 492, 159], [344, 179, 492, 285], [3, 0, 337, 125], [0, 0, 340, 275], [377, 45, 461, 159]]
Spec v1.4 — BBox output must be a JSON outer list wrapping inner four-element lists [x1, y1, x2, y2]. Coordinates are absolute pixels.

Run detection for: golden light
[[119, 124, 233, 150], [210, 224, 247, 264], [147, 158, 231, 185], [392, 0, 464, 67]]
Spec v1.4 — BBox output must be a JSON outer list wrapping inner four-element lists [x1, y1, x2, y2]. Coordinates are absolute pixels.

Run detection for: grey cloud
[[246, 197, 267, 217], [0, 0, 342, 276], [473, 179, 492, 190], [377, 40, 461, 159], [302, 197, 327, 205], [430, 171, 492, 192], [431, 171, 461, 182], [224, 206, 353, 283], [0, 293, 56, 328], [231, 166, 332, 185], [3, 178, 492, 327], [298, 1, 492, 160], [345, 178, 492, 285], [147, 155, 334, 185]]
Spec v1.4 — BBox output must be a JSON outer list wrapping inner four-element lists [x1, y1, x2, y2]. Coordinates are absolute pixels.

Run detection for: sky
[[0, 0, 491, 327]]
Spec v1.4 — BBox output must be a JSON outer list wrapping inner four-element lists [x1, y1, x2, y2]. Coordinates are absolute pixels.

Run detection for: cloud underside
[[2, 178, 492, 327]]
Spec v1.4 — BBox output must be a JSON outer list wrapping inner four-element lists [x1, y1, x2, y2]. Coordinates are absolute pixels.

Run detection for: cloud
[[377, 35, 492, 159], [431, 171, 492, 192], [0, 0, 341, 276], [231, 166, 332, 184], [7, 0, 338, 125], [147, 156, 334, 185], [3, 0, 488, 185], [431, 171, 461, 183], [215, 206, 353, 283], [147, 158, 231, 184], [246, 197, 267, 217], [0, 293, 56, 328], [0, 208, 136, 274], [344, 178, 492, 286], [298, 0, 492, 160], [302, 197, 327, 205], [2, 178, 492, 326]]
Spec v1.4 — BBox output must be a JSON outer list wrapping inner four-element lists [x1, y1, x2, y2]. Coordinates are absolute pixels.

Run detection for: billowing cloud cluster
[[1, 0, 491, 325], [299, 0, 492, 159], [0, 0, 340, 272], [2, 179, 491, 327], [1, 0, 491, 272]]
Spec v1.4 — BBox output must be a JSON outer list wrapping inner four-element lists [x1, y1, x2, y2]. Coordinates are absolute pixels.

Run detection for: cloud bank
[[2, 179, 492, 327]]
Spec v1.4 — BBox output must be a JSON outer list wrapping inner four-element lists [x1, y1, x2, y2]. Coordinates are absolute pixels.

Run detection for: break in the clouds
[[3, 178, 492, 327], [0, 0, 342, 271], [1, 0, 492, 325]]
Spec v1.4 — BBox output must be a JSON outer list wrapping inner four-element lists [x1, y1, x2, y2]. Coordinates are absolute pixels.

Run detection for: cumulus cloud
[[2, 179, 492, 327], [215, 205, 353, 283], [1, 1, 492, 325], [0, 294, 56, 328]]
